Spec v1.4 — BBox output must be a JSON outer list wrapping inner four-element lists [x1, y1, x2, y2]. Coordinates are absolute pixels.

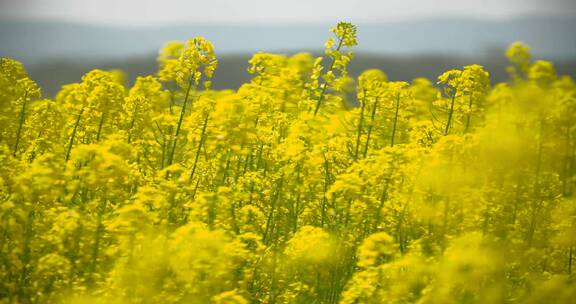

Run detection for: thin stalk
[[344, 198, 353, 227], [263, 177, 284, 245], [67, 187, 89, 286], [321, 153, 330, 227], [443, 81, 461, 136], [363, 98, 379, 158], [169, 82, 177, 114], [127, 105, 139, 143], [233, 141, 246, 183], [569, 247, 573, 275], [191, 178, 201, 200], [13, 92, 28, 157], [65, 106, 85, 162], [229, 201, 240, 234], [207, 195, 216, 229], [440, 153, 455, 249], [242, 149, 252, 175], [89, 200, 106, 284], [464, 94, 473, 133], [166, 77, 195, 168], [562, 123, 572, 195], [160, 131, 166, 169], [354, 90, 366, 160], [528, 118, 544, 246], [511, 173, 523, 226], [95, 112, 105, 142], [390, 92, 401, 147], [441, 197, 451, 249], [188, 113, 210, 185], [17, 208, 35, 302], [374, 176, 391, 232], [27, 131, 43, 163], [290, 163, 302, 232], [268, 247, 278, 304], [482, 201, 491, 235], [397, 203, 408, 253], [220, 149, 232, 185], [313, 32, 346, 116]]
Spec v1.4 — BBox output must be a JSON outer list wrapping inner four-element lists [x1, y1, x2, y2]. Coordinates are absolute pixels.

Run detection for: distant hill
[[27, 53, 576, 97], [1, 16, 576, 65], [3, 16, 575, 96]]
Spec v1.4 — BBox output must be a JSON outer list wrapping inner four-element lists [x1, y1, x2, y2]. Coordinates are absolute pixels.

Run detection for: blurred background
[[1, 0, 575, 96]]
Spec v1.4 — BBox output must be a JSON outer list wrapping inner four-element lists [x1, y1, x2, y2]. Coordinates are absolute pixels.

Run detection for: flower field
[[0, 22, 575, 303]]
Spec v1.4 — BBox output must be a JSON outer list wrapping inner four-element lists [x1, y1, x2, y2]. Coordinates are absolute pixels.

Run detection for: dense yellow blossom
[[0, 23, 574, 304]]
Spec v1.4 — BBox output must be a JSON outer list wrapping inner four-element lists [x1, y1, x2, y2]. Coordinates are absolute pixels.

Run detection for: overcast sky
[[1, 0, 575, 25]]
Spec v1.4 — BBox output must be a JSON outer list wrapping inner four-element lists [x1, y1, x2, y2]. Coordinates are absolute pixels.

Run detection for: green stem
[[464, 94, 473, 133], [268, 247, 278, 304], [188, 113, 210, 185], [569, 247, 573, 275], [374, 178, 390, 231], [13, 92, 28, 157], [263, 177, 284, 245], [89, 200, 107, 283], [127, 105, 139, 143], [166, 77, 195, 169], [442, 196, 451, 248], [390, 92, 401, 147], [160, 130, 166, 169], [291, 163, 302, 232], [220, 149, 232, 185], [17, 208, 35, 302], [444, 82, 460, 136], [528, 118, 544, 246], [313, 32, 346, 116], [95, 112, 105, 142], [354, 90, 366, 159], [562, 123, 572, 195], [363, 98, 379, 158], [169, 82, 176, 114], [321, 154, 330, 227], [65, 106, 85, 162]]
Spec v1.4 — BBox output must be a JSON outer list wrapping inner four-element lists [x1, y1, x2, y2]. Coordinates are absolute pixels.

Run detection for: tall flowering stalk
[[158, 37, 218, 170], [310, 22, 357, 116]]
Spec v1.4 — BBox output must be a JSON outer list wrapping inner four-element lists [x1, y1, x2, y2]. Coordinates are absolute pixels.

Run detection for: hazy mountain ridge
[[3, 16, 574, 96], [27, 53, 576, 97], [1, 16, 575, 64]]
